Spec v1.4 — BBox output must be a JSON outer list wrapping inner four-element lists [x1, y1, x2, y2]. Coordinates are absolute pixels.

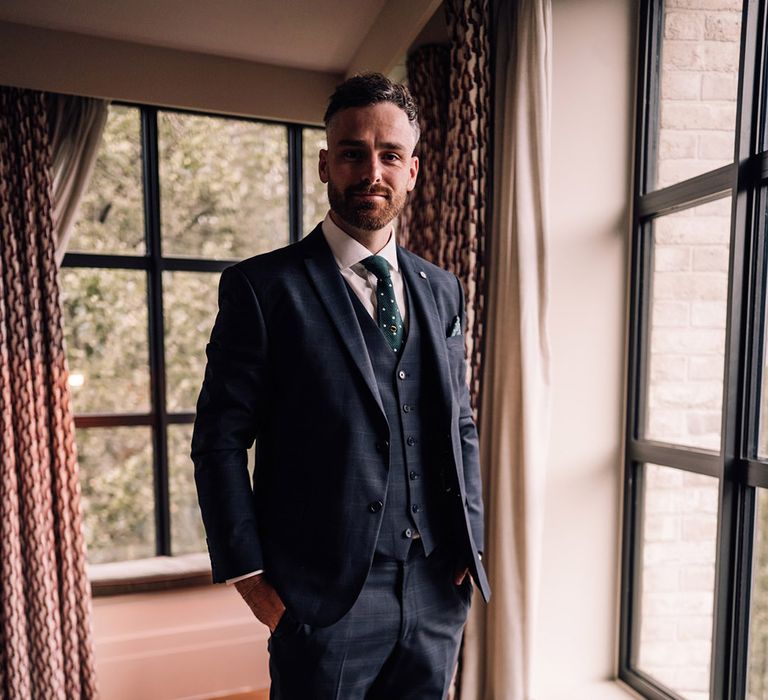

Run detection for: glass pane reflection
[[636, 463, 718, 699]]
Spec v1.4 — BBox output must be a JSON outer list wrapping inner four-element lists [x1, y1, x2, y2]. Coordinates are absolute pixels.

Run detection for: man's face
[[319, 102, 419, 232]]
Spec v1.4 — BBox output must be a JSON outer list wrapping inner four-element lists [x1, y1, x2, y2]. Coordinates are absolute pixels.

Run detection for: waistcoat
[[345, 279, 448, 560]]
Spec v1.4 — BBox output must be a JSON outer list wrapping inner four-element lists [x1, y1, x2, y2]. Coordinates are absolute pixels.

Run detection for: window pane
[[61, 268, 151, 414], [636, 463, 718, 699], [168, 424, 206, 556], [303, 127, 327, 235], [68, 106, 145, 254], [653, 1, 742, 190], [749, 488, 768, 696], [163, 271, 221, 412], [644, 197, 730, 451], [159, 113, 289, 259], [755, 212, 768, 456], [77, 426, 155, 564]]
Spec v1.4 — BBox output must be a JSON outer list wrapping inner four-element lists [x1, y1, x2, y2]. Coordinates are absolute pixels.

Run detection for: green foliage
[[168, 424, 206, 555], [164, 271, 220, 412], [76, 426, 154, 563], [68, 106, 144, 254], [158, 112, 290, 258], [61, 268, 150, 414], [303, 128, 327, 233]]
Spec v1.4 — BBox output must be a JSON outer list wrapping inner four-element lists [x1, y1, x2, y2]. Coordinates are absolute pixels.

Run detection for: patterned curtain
[[400, 0, 491, 416], [0, 87, 97, 699]]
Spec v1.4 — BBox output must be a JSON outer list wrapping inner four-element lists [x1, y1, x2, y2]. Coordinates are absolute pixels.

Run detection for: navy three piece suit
[[191, 223, 490, 698]]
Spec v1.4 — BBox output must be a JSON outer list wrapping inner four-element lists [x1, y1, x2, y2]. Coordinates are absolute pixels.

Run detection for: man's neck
[[329, 210, 392, 254]]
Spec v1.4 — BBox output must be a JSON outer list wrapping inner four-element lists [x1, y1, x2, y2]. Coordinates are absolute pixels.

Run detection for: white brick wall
[[639, 465, 719, 699], [656, 4, 741, 189], [640, 5, 741, 693]]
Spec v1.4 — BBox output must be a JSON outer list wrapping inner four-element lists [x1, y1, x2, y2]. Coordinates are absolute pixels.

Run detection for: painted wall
[[532, 0, 637, 697], [92, 586, 269, 699]]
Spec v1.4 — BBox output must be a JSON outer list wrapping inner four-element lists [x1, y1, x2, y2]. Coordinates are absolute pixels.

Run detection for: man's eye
[[343, 150, 362, 159], [382, 153, 400, 162]]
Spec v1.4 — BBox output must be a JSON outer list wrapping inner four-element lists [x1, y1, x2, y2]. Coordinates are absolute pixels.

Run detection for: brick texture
[[640, 3, 741, 694]]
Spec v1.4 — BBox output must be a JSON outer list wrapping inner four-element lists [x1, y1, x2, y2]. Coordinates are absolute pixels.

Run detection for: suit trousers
[[267, 540, 472, 699]]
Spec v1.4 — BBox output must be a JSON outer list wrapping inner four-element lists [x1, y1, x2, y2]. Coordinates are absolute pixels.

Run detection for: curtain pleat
[[459, 0, 553, 697], [0, 86, 98, 699], [48, 94, 109, 264]]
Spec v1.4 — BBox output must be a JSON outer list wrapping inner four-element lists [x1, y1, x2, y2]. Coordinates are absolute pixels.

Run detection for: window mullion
[[710, 0, 762, 696], [142, 106, 172, 557], [288, 124, 303, 243]]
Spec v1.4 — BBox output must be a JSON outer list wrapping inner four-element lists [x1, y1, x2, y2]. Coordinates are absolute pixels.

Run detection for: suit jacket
[[191, 224, 490, 627]]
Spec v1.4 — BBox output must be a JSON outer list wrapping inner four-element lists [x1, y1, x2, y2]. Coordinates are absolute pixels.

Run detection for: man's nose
[[360, 155, 382, 184]]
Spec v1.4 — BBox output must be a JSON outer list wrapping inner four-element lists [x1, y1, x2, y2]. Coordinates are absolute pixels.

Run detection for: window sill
[[536, 680, 644, 700], [87, 553, 212, 597]]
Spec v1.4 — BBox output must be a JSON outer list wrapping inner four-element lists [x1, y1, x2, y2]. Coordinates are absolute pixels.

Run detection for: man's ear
[[407, 156, 419, 192], [319, 149, 329, 184]]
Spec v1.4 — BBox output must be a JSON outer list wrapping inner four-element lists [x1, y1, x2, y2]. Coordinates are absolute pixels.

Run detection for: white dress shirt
[[321, 212, 408, 329], [226, 212, 406, 585]]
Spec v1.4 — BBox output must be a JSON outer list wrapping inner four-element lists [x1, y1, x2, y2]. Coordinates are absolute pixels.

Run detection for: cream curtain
[[48, 93, 109, 264], [459, 0, 552, 698]]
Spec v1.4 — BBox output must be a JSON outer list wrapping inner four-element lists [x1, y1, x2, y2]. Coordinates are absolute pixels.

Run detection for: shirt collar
[[321, 211, 399, 274]]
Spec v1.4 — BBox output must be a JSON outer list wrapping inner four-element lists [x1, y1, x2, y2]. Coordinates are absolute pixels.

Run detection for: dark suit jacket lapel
[[301, 226, 386, 422], [398, 249, 455, 425]]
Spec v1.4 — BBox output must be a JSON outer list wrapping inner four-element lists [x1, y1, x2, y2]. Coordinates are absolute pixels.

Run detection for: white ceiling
[[0, 0, 390, 73]]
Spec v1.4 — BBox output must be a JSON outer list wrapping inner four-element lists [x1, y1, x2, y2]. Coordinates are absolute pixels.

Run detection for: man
[[192, 73, 490, 699]]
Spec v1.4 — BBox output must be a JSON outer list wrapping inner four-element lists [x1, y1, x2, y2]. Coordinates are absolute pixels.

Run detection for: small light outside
[[68, 373, 85, 388]]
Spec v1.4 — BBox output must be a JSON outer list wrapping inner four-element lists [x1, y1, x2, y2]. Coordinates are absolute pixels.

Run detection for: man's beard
[[327, 180, 407, 231]]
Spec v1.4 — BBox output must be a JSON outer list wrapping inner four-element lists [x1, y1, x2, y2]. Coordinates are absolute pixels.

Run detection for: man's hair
[[324, 72, 420, 143]]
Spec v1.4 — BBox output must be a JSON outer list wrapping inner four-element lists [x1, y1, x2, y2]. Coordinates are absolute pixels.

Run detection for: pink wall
[[91, 585, 269, 699]]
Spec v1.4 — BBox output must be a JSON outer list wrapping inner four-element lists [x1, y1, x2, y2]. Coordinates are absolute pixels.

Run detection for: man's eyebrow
[[337, 139, 409, 152]]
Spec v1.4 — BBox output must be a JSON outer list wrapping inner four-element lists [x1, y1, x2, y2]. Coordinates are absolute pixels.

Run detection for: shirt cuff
[[226, 569, 264, 585]]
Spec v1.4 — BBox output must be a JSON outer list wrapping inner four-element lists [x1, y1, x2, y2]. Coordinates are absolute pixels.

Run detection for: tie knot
[[361, 255, 391, 281]]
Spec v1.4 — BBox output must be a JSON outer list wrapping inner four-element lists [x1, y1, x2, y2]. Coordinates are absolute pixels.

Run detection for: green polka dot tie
[[361, 254, 405, 354]]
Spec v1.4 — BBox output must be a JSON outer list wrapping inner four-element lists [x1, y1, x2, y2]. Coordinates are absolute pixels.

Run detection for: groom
[[192, 72, 489, 699]]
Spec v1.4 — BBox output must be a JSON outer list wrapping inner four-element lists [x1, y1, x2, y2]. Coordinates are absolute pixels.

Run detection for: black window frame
[[621, 0, 768, 698], [63, 100, 322, 561]]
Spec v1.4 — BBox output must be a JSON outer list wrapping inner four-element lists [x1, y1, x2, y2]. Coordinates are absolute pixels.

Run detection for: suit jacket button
[[368, 500, 384, 513], [398, 370, 406, 379], [407, 436, 416, 446], [409, 471, 419, 480], [403, 528, 412, 538]]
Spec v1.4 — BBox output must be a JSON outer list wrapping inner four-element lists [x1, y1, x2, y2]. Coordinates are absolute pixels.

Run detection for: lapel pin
[[419, 270, 427, 279]]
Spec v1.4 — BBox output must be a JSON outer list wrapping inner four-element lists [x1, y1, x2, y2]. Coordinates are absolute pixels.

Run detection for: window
[[620, 1, 768, 698], [62, 103, 326, 567]]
